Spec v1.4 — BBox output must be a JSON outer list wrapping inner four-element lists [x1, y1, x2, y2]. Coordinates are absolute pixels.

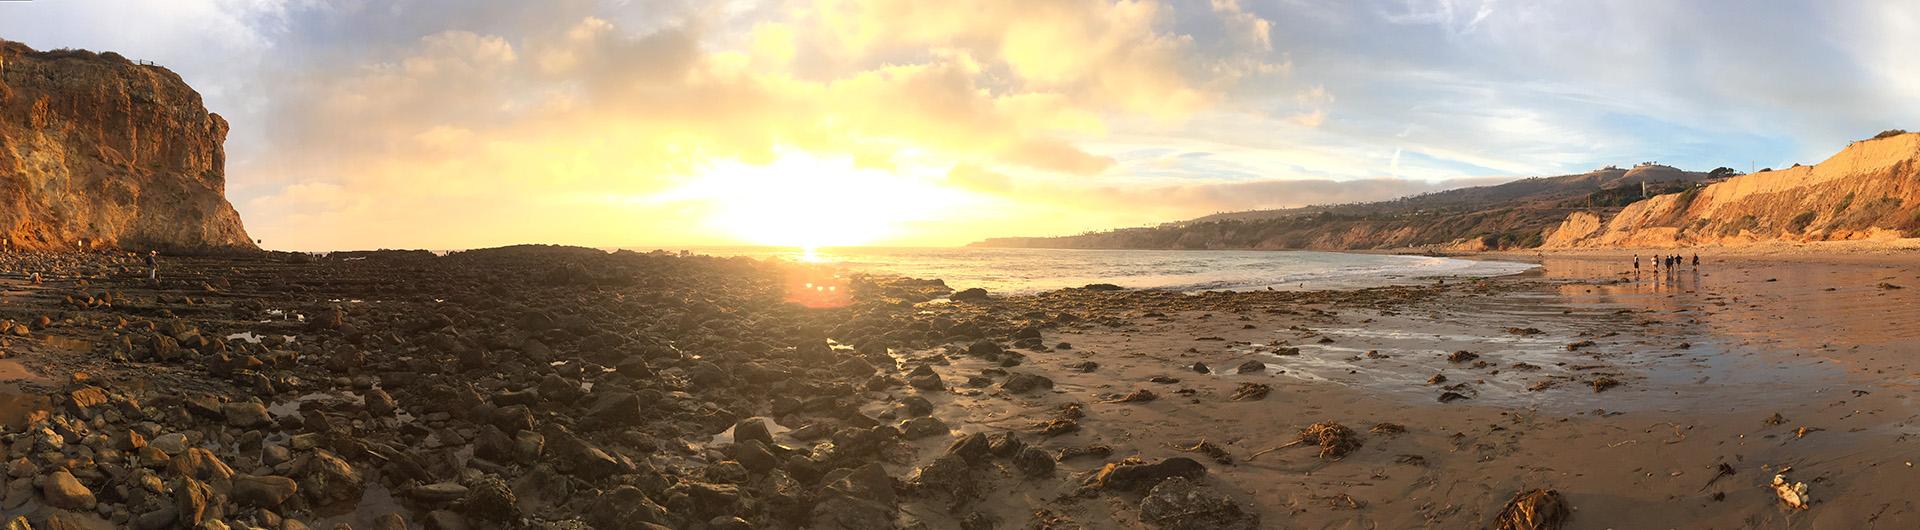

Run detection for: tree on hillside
[[1872, 129, 1909, 140], [1708, 167, 1741, 179]]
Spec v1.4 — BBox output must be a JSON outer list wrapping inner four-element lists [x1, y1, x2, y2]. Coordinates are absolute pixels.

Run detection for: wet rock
[[1139, 477, 1258, 530], [459, 475, 518, 522], [731, 418, 773, 445], [1091, 457, 1207, 492], [1191, 362, 1209, 373], [907, 454, 976, 499], [1235, 360, 1265, 374], [40, 469, 95, 510], [966, 340, 1004, 358], [909, 371, 944, 391], [1012, 447, 1055, 478], [299, 449, 365, 504], [950, 288, 990, 302], [222, 401, 272, 428], [1000, 372, 1053, 394], [587, 486, 670, 529], [1447, 350, 1478, 363], [365, 388, 397, 417], [898, 396, 935, 417], [232, 474, 298, 508], [174, 478, 215, 528], [410, 482, 470, 504], [946, 432, 992, 463], [732, 440, 778, 474], [900, 416, 949, 439]]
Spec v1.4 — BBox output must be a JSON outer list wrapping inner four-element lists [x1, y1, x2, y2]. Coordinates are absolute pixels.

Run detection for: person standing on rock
[[145, 250, 159, 282]]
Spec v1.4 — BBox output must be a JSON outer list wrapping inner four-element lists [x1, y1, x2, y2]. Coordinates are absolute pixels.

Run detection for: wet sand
[[885, 253, 1920, 528]]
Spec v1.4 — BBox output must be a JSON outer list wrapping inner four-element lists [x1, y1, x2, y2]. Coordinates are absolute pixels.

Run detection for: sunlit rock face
[[1548, 132, 1920, 248], [0, 39, 254, 252]]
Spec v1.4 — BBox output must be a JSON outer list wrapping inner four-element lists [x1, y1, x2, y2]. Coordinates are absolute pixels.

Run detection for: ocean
[[690, 247, 1537, 294]]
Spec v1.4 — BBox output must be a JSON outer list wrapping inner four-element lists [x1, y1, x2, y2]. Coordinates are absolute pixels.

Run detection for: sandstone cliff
[[0, 39, 254, 252], [1546, 132, 1920, 248]]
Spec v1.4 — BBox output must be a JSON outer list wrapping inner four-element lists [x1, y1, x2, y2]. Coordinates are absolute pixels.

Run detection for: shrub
[[1873, 129, 1909, 140], [1788, 211, 1818, 233]]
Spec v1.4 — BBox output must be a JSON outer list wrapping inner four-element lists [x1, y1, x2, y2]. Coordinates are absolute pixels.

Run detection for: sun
[[674, 151, 968, 247]]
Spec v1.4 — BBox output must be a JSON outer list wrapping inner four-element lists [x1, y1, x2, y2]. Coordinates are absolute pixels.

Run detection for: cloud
[[12, 1, 1919, 248], [203, 0, 1282, 248]]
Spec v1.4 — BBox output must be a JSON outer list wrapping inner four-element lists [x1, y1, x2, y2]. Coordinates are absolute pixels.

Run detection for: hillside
[[0, 39, 255, 252], [974, 164, 1712, 251], [1547, 131, 1920, 248]]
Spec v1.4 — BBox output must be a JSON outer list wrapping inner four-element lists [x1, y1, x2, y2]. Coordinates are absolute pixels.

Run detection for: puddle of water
[[313, 483, 406, 528], [0, 391, 50, 431], [226, 332, 299, 344], [39, 336, 94, 353]]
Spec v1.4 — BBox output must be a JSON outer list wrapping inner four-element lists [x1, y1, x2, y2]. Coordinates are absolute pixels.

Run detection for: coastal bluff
[[1546, 131, 1920, 248], [0, 39, 254, 252]]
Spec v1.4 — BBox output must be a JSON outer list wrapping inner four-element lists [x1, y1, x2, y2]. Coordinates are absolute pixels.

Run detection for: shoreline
[[0, 247, 1910, 528]]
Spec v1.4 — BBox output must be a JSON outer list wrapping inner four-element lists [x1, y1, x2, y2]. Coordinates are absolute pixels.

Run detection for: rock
[[907, 454, 975, 499], [1012, 447, 1055, 478], [1139, 477, 1259, 530], [148, 433, 188, 455], [1235, 360, 1265, 374], [222, 401, 272, 428], [40, 469, 95, 510], [411, 482, 470, 503], [900, 417, 949, 439], [731, 418, 773, 446], [909, 372, 944, 391], [1191, 362, 1210, 373], [232, 474, 298, 507], [946, 432, 992, 463], [1000, 372, 1053, 394], [966, 340, 1004, 358], [365, 388, 398, 417], [950, 288, 990, 302], [732, 439, 779, 474], [459, 476, 518, 522], [1092, 457, 1207, 492], [300, 450, 364, 504], [175, 478, 215, 528]]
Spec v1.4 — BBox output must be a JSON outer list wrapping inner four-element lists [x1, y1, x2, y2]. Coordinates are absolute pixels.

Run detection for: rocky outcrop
[[1547, 132, 1920, 248], [0, 39, 254, 252]]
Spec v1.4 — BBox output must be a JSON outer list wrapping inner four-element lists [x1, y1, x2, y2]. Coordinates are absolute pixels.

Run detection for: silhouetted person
[[1692, 255, 1699, 267], [145, 250, 159, 282]]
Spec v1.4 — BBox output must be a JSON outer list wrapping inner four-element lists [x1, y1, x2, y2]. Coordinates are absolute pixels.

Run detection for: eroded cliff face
[[0, 40, 254, 252], [1546, 133, 1920, 249]]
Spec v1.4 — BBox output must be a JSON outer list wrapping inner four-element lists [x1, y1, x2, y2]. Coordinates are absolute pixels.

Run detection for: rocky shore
[[0, 246, 1915, 529], [0, 245, 1364, 530]]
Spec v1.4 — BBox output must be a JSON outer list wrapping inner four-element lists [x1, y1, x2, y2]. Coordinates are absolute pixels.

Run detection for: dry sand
[[880, 252, 1920, 528]]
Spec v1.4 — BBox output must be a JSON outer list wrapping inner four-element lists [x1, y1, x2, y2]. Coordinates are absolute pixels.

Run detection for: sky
[[3, 0, 1918, 250]]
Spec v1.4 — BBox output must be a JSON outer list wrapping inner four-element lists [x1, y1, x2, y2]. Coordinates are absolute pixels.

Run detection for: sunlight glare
[[670, 151, 968, 247]]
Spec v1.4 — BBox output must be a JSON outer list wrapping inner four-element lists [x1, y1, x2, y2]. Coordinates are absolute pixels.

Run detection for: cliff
[[975, 165, 1710, 251], [0, 39, 254, 252], [1546, 132, 1920, 248]]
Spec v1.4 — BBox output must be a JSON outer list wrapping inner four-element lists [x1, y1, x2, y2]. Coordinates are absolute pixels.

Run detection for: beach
[[0, 247, 1912, 529]]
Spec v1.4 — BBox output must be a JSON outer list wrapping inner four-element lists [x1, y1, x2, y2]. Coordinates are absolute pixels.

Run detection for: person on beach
[[1692, 255, 1700, 267], [1634, 254, 1640, 271], [145, 250, 159, 281]]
